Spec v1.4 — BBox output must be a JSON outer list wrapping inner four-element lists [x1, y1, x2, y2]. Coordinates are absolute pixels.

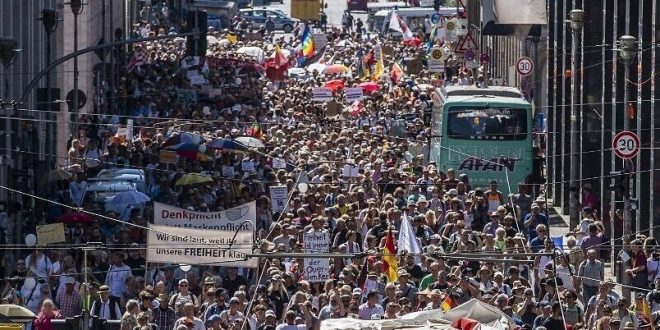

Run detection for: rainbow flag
[[382, 228, 398, 282], [301, 24, 315, 58]]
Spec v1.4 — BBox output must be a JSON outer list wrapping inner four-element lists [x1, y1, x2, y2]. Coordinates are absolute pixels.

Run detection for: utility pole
[[567, 9, 584, 230], [618, 34, 638, 302]]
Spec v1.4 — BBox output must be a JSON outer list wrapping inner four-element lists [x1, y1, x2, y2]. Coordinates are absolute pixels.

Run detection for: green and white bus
[[431, 86, 536, 194]]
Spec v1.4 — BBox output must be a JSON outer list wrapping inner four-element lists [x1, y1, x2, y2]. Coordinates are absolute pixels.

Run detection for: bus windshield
[[447, 106, 528, 140]]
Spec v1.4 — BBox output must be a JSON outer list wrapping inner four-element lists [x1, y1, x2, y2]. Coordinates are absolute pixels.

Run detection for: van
[[366, 2, 408, 30], [372, 7, 461, 34]]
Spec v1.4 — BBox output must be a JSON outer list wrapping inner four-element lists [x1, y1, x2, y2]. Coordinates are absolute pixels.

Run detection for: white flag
[[389, 11, 414, 40], [399, 212, 421, 260]]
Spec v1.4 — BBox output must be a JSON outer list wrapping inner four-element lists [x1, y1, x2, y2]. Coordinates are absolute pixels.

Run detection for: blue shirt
[[525, 212, 548, 240], [530, 236, 546, 253]]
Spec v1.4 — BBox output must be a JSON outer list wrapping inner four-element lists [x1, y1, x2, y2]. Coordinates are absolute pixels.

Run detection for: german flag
[[441, 294, 455, 311], [382, 228, 398, 282]]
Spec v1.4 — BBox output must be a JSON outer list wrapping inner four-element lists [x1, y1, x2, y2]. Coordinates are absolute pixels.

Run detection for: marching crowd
[[1, 2, 658, 330]]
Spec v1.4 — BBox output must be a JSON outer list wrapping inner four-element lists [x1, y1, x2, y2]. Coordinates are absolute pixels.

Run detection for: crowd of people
[[0, 2, 657, 330]]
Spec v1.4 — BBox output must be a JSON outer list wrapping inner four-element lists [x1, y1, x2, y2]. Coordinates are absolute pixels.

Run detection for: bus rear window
[[447, 107, 527, 140]]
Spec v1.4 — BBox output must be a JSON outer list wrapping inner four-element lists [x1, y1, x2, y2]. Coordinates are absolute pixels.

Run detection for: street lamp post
[[0, 37, 18, 277], [618, 34, 637, 302], [40, 8, 59, 184], [567, 9, 584, 230], [69, 0, 84, 136], [0, 38, 18, 202]]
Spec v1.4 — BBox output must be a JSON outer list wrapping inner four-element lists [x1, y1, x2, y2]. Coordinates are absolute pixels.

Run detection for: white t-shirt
[[106, 264, 132, 297]]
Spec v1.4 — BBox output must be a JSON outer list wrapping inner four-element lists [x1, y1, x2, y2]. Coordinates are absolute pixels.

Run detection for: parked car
[[239, 8, 297, 33]]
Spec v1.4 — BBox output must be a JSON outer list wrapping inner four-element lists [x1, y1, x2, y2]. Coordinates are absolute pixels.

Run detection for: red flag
[[390, 63, 404, 83], [363, 49, 375, 67]]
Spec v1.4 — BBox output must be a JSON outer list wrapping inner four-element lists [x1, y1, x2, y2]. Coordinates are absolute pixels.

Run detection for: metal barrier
[[51, 316, 120, 330]]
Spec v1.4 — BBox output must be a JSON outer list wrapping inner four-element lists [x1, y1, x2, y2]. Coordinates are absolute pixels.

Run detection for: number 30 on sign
[[612, 131, 640, 159], [516, 57, 534, 76]]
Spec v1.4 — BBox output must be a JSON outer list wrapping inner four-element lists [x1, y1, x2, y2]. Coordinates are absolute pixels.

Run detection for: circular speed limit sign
[[516, 57, 534, 76], [612, 130, 640, 159]]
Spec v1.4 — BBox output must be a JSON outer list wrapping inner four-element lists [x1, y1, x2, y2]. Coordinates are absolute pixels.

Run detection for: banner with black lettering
[[154, 202, 255, 233], [147, 224, 256, 267]]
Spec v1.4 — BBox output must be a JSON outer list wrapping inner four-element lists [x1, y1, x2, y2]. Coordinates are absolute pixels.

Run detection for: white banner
[[312, 87, 334, 102], [147, 224, 255, 267], [303, 232, 330, 282], [269, 186, 289, 213], [154, 201, 255, 232], [344, 87, 364, 103]]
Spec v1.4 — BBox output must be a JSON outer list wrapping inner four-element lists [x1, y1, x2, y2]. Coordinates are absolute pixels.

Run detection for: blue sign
[[431, 13, 440, 24]]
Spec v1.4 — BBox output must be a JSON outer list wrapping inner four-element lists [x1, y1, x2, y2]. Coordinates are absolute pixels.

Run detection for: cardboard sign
[[269, 186, 289, 213], [303, 232, 330, 282], [312, 87, 334, 102], [344, 87, 364, 103], [159, 150, 178, 164], [36, 223, 66, 245], [147, 224, 255, 267]]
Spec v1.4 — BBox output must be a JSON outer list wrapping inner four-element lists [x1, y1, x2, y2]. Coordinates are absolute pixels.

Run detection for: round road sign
[[430, 47, 444, 60], [479, 53, 490, 64], [516, 57, 534, 76], [431, 13, 440, 24], [445, 20, 456, 31], [464, 50, 475, 62], [612, 130, 640, 159]]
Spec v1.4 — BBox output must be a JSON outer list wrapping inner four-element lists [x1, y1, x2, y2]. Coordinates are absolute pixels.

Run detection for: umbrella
[[47, 169, 73, 182], [358, 81, 380, 93], [324, 79, 345, 92], [234, 136, 265, 148], [324, 64, 350, 74], [58, 212, 94, 224], [402, 37, 423, 47], [110, 191, 151, 207], [207, 138, 249, 152], [175, 173, 214, 186]]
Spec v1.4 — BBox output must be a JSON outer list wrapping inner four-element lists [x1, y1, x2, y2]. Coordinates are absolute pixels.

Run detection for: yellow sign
[[36, 223, 66, 246], [431, 48, 444, 60], [159, 150, 178, 164], [445, 21, 456, 31]]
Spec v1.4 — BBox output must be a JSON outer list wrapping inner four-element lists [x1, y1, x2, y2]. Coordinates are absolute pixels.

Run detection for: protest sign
[[147, 224, 255, 267], [344, 87, 364, 103], [342, 164, 360, 177], [269, 186, 289, 213], [428, 59, 445, 73], [36, 223, 66, 245], [303, 232, 330, 282], [154, 201, 256, 232], [272, 158, 286, 169], [159, 150, 177, 164], [312, 87, 334, 102], [304, 232, 330, 252], [221, 165, 235, 177], [126, 119, 134, 141]]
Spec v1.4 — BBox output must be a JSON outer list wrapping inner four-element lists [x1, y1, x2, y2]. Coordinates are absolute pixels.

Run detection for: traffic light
[[185, 10, 208, 57], [610, 169, 631, 197], [433, 0, 441, 11]]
